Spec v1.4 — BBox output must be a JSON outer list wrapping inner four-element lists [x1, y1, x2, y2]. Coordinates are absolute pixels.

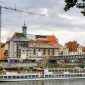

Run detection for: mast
[[0, 5, 2, 60], [0, 5, 1, 43]]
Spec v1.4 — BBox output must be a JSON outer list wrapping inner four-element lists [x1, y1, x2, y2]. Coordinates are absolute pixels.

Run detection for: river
[[0, 79, 84, 85]]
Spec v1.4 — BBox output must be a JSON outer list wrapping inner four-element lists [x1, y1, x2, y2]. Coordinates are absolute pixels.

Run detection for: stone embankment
[[0, 63, 37, 68]]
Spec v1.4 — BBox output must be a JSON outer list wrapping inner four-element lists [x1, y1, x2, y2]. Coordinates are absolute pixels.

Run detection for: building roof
[[26, 34, 36, 41], [12, 32, 26, 39], [48, 35, 58, 45], [36, 35, 47, 39], [11, 32, 58, 46], [65, 41, 79, 52], [37, 39, 47, 42], [27, 34, 58, 45], [29, 39, 36, 43]]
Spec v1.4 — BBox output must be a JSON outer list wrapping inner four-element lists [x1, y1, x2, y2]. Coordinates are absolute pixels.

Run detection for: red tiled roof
[[29, 35, 58, 46], [37, 39, 47, 42], [65, 41, 79, 52], [48, 35, 57, 45], [29, 39, 36, 43]]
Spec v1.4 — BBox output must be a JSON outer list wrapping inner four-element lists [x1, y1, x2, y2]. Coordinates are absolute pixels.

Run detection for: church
[[2, 23, 60, 62]]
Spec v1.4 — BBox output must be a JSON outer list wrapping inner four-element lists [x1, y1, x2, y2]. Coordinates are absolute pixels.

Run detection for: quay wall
[[0, 63, 37, 68]]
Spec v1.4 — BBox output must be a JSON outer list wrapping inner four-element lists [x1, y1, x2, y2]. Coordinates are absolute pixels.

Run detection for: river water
[[0, 79, 84, 85]]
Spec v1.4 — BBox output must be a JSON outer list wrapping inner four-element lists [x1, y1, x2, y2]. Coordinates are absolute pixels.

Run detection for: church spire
[[22, 21, 27, 36], [24, 21, 25, 25]]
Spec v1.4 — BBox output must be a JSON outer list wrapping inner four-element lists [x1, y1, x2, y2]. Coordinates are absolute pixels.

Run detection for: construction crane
[[0, 2, 45, 60]]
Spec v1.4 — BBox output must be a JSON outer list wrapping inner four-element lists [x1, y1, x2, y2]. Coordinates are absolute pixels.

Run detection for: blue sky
[[1, 0, 85, 45]]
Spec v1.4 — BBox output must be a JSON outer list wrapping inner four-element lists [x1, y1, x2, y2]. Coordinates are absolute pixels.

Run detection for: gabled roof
[[48, 35, 57, 45], [65, 41, 79, 52], [37, 39, 47, 42], [11, 32, 58, 46], [12, 32, 26, 39]]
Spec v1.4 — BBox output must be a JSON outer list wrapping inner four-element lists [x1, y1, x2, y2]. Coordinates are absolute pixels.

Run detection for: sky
[[1, 0, 85, 46]]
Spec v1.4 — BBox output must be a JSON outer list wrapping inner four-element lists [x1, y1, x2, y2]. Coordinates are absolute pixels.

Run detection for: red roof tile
[[65, 41, 79, 52], [29, 39, 36, 43], [48, 35, 58, 45], [37, 39, 47, 42]]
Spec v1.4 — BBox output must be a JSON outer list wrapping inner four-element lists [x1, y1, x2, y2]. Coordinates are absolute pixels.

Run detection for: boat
[[0, 68, 85, 81]]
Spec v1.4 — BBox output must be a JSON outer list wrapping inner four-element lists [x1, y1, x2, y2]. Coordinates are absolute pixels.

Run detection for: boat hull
[[0, 77, 85, 82]]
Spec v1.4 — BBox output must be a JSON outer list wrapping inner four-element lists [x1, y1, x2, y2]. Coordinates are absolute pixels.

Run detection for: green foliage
[[17, 68, 21, 72], [29, 67, 34, 71], [18, 68, 29, 72], [34, 66, 38, 68], [64, 0, 85, 16], [16, 67, 35, 72], [64, 0, 77, 11]]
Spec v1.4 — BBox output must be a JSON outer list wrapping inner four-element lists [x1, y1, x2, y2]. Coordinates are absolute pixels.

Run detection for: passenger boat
[[0, 68, 85, 81]]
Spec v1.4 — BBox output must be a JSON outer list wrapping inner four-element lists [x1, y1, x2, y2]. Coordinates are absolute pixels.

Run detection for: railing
[[48, 68, 85, 73], [49, 54, 85, 60]]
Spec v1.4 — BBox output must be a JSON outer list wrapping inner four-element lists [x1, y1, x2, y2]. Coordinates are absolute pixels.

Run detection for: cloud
[[0, 0, 85, 46], [58, 13, 80, 20]]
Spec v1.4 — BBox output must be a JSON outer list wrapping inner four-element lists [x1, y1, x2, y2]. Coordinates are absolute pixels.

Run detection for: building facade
[[2, 23, 60, 60], [63, 41, 85, 56]]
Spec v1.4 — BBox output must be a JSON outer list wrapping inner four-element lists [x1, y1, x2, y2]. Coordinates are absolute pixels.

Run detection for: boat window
[[17, 76, 20, 78], [68, 75, 70, 77], [57, 75, 59, 77], [25, 76, 28, 78], [4, 76, 7, 79], [21, 76, 24, 78], [45, 75, 48, 78], [80, 74, 82, 77], [32, 75, 35, 78], [0, 76, 3, 79], [8, 76, 11, 78], [77, 74, 79, 77], [74, 75, 76, 77], [61, 75, 64, 77], [13, 76, 16, 78], [53, 75, 55, 77], [36, 75, 38, 78], [59, 75, 61, 77], [65, 75, 68, 77], [70, 75, 73, 77], [49, 75, 51, 77], [29, 75, 31, 78]]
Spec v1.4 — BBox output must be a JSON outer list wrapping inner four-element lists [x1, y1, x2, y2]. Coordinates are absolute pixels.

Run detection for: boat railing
[[47, 68, 85, 73]]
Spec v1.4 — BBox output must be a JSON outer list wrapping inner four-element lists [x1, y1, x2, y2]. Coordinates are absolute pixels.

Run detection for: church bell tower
[[22, 22, 27, 36]]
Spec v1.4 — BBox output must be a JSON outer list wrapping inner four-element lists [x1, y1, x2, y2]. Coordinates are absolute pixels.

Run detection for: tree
[[64, 0, 85, 16]]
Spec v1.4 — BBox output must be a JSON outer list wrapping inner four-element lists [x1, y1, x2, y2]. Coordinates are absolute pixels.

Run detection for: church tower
[[22, 22, 27, 36]]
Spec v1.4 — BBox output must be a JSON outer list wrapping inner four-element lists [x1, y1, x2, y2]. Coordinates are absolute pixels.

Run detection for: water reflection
[[0, 79, 85, 85]]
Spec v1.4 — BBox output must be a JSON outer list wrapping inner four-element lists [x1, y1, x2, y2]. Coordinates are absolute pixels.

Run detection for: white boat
[[0, 68, 85, 81]]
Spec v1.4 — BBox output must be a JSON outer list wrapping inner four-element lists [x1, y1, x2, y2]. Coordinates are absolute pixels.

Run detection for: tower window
[[53, 49, 54, 55], [44, 49, 45, 55], [34, 49, 36, 55], [48, 49, 50, 55]]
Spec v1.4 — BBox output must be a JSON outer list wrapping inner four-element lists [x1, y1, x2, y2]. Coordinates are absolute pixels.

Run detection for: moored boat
[[0, 68, 85, 81]]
